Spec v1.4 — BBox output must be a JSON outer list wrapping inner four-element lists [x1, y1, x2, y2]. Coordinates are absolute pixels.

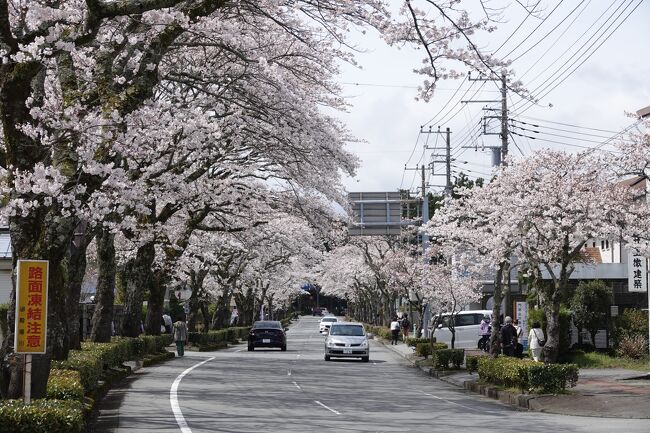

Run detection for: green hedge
[[406, 337, 436, 347], [52, 334, 173, 392], [415, 342, 448, 358], [431, 349, 464, 370], [0, 400, 84, 433], [46, 370, 85, 403], [477, 356, 579, 393], [188, 327, 250, 349], [466, 355, 480, 373]]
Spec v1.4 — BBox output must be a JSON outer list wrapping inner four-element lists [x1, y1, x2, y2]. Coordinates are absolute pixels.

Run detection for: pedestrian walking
[[528, 321, 545, 362], [230, 306, 239, 326], [500, 316, 517, 357], [173, 315, 189, 357], [400, 314, 411, 342], [513, 319, 524, 358], [163, 312, 173, 334], [389, 316, 400, 345], [478, 315, 491, 352]]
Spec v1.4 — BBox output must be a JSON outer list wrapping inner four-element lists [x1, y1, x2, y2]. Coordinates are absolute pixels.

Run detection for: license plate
[[263, 339, 271, 343], [343, 349, 352, 354]]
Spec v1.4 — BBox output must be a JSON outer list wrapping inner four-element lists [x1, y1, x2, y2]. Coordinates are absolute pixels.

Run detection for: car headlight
[[360, 340, 368, 348], [326, 340, 336, 347]]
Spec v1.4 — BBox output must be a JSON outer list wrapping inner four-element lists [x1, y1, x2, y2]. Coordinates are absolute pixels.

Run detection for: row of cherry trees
[[0, 0, 515, 400], [426, 136, 650, 362]]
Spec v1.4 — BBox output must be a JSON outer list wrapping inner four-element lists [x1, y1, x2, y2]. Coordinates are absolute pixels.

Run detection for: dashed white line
[[292, 381, 301, 390], [314, 400, 341, 415], [421, 391, 480, 412], [287, 369, 292, 376], [235, 349, 243, 352], [170, 357, 215, 433]]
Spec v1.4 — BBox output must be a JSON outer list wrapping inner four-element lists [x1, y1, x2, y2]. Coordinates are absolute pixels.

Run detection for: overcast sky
[[335, 1, 650, 194]]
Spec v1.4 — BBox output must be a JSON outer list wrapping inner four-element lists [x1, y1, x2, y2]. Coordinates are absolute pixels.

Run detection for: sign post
[[14, 260, 49, 404]]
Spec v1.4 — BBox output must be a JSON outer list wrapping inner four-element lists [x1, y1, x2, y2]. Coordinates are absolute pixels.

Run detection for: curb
[[379, 339, 533, 411]]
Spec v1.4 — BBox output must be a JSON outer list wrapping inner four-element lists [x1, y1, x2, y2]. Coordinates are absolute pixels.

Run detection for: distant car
[[324, 322, 369, 362], [312, 307, 324, 316], [248, 321, 287, 351], [319, 316, 338, 333]]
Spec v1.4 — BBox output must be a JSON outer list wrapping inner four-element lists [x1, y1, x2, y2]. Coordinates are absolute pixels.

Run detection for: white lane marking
[[292, 381, 301, 390], [235, 349, 243, 353], [170, 357, 215, 433], [421, 391, 480, 412], [296, 354, 301, 358], [314, 400, 341, 415], [287, 369, 292, 376], [372, 361, 377, 366]]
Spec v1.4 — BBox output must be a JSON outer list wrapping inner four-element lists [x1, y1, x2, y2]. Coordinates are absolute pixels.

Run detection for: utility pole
[[500, 72, 509, 165], [462, 71, 509, 168], [420, 126, 453, 196]]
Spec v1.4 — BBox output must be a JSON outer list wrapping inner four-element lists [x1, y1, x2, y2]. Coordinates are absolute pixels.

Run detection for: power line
[[513, 0, 641, 115], [502, 0, 566, 59], [509, 1, 586, 64]]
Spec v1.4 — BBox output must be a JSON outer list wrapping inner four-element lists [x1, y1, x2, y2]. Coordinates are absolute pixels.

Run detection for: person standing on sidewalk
[[478, 315, 491, 352], [389, 316, 400, 345], [528, 321, 545, 362], [500, 316, 517, 357], [400, 314, 411, 342], [173, 315, 189, 357]]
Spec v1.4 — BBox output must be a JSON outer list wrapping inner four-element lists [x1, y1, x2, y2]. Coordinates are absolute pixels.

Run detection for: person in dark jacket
[[500, 316, 517, 357]]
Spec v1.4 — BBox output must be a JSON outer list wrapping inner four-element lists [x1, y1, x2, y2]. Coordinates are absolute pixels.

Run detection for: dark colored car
[[248, 320, 287, 351]]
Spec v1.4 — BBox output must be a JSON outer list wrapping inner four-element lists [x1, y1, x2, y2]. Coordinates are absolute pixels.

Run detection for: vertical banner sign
[[627, 251, 647, 293], [515, 301, 528, 345], [14, 260, 49, 354]]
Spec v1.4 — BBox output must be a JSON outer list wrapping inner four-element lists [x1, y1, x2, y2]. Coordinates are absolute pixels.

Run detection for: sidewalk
[[378, 338, 650, 419]]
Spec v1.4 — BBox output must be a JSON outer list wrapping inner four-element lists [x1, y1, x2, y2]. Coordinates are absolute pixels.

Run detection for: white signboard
[[515, 301, 528, 342], [627, 252, 647, 293]]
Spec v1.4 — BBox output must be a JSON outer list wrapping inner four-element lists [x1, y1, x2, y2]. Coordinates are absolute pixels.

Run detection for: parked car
[[324, 322, 369, 362], [429, 310, 493, 349], [248, 320, 287, 351], [319, 316, 338, 333]]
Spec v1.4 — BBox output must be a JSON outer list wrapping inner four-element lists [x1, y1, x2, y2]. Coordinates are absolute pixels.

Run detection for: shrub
[[52, 350, 102, 393], [431, 349, 464, 370], [0, 399, 84, 433], [188, 327, 250, 349], [406, 337, 435, 347], [477, 356, 579, 393], [616, 335, 648, 359], [466, 355, 480, 373], [415, 342, 448, 359], [415, 342, 432, 358], [46, 370, 84, 403], [613, 308, 648, 347]]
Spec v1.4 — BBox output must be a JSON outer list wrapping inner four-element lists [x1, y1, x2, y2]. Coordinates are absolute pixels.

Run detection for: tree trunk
[[187, 288, 200, 333], [145, 273, 166, 335], [64, 220, 92, 350], [211, 290, 232, 330], [200, 302, 210, 332], [121, 243, 155, 337], [489, 261, 508, 356], [90, 230, 116, 342], [544, 300, 561, 363]]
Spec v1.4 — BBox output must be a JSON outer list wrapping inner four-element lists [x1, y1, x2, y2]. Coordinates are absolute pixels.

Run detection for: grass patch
[[568, 351, 650, 370]]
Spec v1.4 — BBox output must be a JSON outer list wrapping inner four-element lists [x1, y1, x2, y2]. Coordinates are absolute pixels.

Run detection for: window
[[253, 321, 281, 329], [329, 325, 364, 336], [455, 314, 476, 327]]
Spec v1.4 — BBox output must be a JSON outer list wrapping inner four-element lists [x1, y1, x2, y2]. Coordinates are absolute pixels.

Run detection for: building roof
[[582, 247, 602, 264]]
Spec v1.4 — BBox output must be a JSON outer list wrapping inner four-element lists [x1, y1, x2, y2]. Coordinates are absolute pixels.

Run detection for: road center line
[[170, 357, 215, 433], [314, 400, 341, 415], [292, 381, 301, 390]]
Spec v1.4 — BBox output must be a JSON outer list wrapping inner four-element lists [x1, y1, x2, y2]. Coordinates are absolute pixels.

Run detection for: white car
[[319, 316, 338, 333], [324, 322, 369, 362], [430, 310, 493, 349]]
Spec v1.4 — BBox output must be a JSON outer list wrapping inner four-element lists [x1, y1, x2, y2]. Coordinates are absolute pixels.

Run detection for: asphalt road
[[95, 316, 649, 433]]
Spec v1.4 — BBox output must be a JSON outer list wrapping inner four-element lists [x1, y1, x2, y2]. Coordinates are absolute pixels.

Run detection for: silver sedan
[[324, 322, 369, 362]]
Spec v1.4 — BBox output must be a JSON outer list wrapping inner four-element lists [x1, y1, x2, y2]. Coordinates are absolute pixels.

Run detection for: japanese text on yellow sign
[[14, 260, 48, 354]]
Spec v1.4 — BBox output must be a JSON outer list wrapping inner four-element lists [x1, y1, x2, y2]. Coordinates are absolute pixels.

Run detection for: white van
[[430, 310, 492, 349]]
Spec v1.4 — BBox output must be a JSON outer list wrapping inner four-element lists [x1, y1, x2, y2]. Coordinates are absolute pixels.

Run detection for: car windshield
[[329, 325, 364, 336], [321, 318, 337, 323], [252, 321, 281, 329]]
